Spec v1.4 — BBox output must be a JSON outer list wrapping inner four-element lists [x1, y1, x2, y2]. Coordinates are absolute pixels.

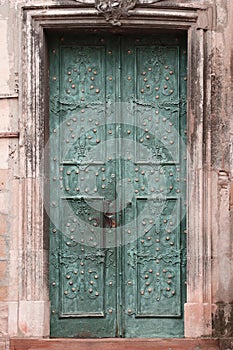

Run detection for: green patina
[[49, 33, 187, 338]]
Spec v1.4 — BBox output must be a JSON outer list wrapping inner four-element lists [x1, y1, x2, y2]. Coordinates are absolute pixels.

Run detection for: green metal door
[[48, 33, 187, 338]]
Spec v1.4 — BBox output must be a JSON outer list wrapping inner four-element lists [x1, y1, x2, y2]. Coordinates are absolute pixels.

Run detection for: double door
[[49, 33, 187, 338]]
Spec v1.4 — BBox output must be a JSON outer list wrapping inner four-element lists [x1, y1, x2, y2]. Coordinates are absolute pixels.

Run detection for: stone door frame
[[19, 0, 214, 338]]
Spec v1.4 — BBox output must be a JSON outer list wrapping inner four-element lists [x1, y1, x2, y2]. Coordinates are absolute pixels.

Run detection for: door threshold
[[10, 338, 220, 350]]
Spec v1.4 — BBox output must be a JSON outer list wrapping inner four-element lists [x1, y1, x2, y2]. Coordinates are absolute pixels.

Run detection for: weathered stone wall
[[0, 0, 232, 348]]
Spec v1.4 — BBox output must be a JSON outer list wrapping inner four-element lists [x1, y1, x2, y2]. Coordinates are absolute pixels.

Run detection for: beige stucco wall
[[0, 0, 232, 348]]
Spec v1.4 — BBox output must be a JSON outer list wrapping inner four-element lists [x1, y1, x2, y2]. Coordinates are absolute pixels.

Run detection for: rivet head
[[128, 309, 132, 314], [109, 309, 113, 314]]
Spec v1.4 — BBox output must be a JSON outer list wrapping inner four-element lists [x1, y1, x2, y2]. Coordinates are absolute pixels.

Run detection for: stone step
[[10, 338, 220, 350]]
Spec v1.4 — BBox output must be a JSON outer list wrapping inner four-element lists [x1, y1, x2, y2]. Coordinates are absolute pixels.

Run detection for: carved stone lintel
[[74, 0, 165, 26]]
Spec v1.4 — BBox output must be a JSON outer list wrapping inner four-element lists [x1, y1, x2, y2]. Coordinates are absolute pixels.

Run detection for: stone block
[[0, 192, 9, 215], [0, 170, 9, 192], [0, 302, 8, 336], [0, 236, 7, 259], [8, 301, 18, 337], [19, 301, 50, 337], [0, 341, 7, 350], [0, 261, 7, 280], [0, 214, 7, 235], [0, 287, 8, 302], [0, 20, 10, 94], [0, 99, 18, 133], [7, 251, 18, 301], [0, 139, 9, 170], [184, 303, 212, 337]]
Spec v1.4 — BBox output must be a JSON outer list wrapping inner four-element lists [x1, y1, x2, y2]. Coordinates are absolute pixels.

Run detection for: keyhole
[[111, 219, 117, 228]]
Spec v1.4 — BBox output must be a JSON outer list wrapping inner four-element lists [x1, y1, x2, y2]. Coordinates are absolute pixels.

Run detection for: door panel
[[121, 36, 187, 337], [48, 33, 187, 338]]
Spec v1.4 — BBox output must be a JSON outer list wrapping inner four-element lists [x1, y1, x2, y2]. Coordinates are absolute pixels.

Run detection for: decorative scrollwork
[[73, 1, 166, 25], [95, 0, 137, 25]]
